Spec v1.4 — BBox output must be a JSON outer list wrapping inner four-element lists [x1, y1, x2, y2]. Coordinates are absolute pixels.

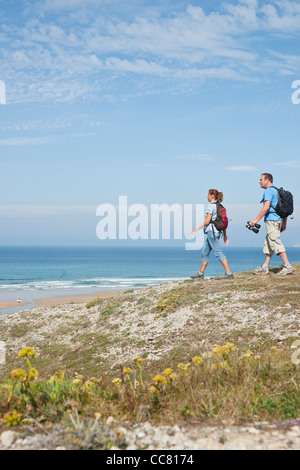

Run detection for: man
[[250, 173, 294, 275]]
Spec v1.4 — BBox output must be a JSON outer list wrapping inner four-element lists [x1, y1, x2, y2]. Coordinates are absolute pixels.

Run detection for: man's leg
[[277, 251, 294, 275], [264, 221, 294, 275], [279, 251, 289, 265], [254, 227, 272, 274], [263, 254, 272, 266]]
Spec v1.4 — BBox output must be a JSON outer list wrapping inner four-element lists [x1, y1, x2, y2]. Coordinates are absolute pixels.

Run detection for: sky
[[0, 0, 300, 247]]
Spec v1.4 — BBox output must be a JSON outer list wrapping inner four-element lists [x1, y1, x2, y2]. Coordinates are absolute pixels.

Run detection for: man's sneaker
[[224, 272, 234, 279], [254, 265, 269, 275], [191, 271, 204, 279], [277, 265, 295, 276], [214, 272, 234, 280]]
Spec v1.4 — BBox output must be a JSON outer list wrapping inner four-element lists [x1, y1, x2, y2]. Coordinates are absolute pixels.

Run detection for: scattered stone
[[1, 430, 18, 448], [106, 416, 116, 426], [0, 421, 300, 450]]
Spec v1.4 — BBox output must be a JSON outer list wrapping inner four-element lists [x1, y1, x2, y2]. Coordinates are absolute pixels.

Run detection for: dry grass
[[1, 263, 300, 433]]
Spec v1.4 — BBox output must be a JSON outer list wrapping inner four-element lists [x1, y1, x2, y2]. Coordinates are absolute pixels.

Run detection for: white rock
[[106, 416, 115, 425], [1, 430, 18, 448], [247, 427, 260, 435], [290, 425, 300, 434]]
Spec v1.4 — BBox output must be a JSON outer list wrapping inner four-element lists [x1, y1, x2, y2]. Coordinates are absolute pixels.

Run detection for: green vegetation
[[1, 343, 299, 434], [1, 264, 300, 438]]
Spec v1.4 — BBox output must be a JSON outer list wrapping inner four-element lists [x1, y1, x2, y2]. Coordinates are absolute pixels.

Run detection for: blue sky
[[0, 0, 299, 247]]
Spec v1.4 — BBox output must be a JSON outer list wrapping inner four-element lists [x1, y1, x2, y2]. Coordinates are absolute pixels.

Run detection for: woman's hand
[[224, 234, 229, 245], [190, 228, 198, 234]]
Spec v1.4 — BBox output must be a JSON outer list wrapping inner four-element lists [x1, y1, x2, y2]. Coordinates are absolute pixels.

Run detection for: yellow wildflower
[[148, 385, 159, 395], [192, 356, 203, 365], [9, 369, 27, 382], [18, 347, 36, 358], [177, 363, 191, 374], [152, 374, 167, 386], [112, 378, 121, 388], [84, 380, 94, 392], [168, 372, 178, 381], [134, 357, 144, 365], [4, 411, 22, 427], [243, 349, 254, 359], [123, 367, 133, 374], [213, 342, 236, 357], [27, 367, 38, 382], [163, 368, 173, 377]]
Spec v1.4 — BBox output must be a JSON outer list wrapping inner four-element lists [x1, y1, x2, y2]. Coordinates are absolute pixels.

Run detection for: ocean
[[1, 245, 299, 314]]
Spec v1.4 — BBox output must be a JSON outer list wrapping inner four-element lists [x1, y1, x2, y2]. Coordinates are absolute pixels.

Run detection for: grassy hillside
[[0, 264, 300, 433]]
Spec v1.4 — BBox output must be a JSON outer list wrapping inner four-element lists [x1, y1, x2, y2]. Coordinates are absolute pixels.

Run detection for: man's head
[[260, 173, 273, 189]]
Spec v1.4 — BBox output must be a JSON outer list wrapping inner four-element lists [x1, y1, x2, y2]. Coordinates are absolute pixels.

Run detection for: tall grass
[[1, 343, 299, 429]]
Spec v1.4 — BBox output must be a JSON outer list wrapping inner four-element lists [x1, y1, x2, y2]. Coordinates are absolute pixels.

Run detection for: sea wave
[[0, 277, 185, 291]]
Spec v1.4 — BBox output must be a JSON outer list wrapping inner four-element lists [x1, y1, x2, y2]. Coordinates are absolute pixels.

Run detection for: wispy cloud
[[0, 114, 102, 132], [226, 165, 258, 171], [0, 205, 96, 218], [275, 160, 300, 168], [1, 1, 300, 103], [0, 132, 96, 146], [0, 136, 56, 146]]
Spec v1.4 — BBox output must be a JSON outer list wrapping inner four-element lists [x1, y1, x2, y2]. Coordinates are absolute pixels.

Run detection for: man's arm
[[249, 200, 271, 226], [281, 217, 287, 232]]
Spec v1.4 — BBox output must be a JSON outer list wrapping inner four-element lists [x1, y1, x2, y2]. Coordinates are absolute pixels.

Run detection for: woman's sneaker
[[254, 265, 269, 275], [191, 271, 204, 279], [277, 265, 295, 276]]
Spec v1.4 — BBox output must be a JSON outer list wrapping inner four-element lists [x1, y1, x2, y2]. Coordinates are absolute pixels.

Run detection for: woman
[[190, 189, 234, 279]]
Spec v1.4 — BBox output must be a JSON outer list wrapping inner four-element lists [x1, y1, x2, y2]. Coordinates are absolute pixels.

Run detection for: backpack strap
[[260, 186, 277, 213], [206, 201, 217, 237]]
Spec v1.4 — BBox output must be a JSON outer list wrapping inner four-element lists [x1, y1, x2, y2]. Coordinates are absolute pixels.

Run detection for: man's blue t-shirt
[[263, 187, 281, 221]]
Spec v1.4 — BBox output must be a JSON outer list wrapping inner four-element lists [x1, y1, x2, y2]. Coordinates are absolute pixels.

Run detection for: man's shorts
[[263, 220, 286, 256]]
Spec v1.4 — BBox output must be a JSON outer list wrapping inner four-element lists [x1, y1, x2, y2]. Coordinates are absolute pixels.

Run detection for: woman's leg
[[208, 231, 232, 273], [221, 258, 231, 273], [201, 235, 212, 273], [200, 261, 208, 273]]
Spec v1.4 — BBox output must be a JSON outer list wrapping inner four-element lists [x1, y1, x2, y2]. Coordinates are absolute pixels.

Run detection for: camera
[[246, 221, 261, 234]]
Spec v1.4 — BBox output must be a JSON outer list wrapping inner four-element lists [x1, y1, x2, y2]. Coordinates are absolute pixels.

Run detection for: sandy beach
[[0, 290, 123, 311], [32, 289, 123, 307]]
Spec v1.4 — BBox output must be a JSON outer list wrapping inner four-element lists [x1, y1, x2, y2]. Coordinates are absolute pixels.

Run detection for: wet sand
[[0, 300, 30, 309]]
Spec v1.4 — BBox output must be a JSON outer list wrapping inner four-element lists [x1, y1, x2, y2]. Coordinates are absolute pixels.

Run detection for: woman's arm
[[223, 229, 229, 245], [190, 213, 212, 233]]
